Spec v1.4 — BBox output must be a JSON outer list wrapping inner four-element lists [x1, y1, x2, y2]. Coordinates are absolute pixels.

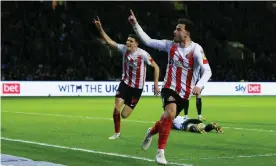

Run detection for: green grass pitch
[[1, 96, 276, 166]]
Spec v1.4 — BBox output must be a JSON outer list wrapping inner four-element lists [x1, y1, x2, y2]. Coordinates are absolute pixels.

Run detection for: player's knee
[[121, 112, 127, 119], [168, 111, 176, 120], [121, 106, 133, 119], [121, 109, 132, 119], [113, 105, 121, 114], [114, 98, 124, 110], [164, 104, 176, 120], [114, 104, 121, 112]]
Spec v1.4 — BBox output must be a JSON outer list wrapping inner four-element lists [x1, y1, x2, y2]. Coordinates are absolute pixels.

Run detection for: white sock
[[184, 115, 188, 119], [158, 149, 164, 153], [198, 115, 202, 119]]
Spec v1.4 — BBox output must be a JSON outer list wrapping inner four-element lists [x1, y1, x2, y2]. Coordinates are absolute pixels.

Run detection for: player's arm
[[93, 16, 117, 48], [128, 10, 171, 52], [143, 52, 160, 96], [193, 46, 212, 94]]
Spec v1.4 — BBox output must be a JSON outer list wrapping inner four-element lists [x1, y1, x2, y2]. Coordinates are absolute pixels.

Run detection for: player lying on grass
[[172, 116, 223, 134], [93, 16, 160, 140]]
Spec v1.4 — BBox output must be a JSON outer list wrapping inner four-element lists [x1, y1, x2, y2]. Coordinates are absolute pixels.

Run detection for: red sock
[[150, 121, 160, 135], [150, 114, 167, 135], [158, 117, 173, 149], [113, 108, 120, 133]]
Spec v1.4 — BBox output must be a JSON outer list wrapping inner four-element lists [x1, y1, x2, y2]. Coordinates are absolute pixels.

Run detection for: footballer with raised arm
[[93, 16, 160, 140], [128, 10, 212, 165]]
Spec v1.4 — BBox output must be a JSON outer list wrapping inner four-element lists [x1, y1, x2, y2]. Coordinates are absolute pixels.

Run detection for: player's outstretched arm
[[93, 16, 117, 48], [193, 46, 212, 95], [128, 10, 171, 52]]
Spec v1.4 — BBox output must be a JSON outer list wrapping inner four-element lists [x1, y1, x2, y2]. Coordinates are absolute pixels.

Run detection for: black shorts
[[161, 88, 189, 117], [115, 81, 143, 109]]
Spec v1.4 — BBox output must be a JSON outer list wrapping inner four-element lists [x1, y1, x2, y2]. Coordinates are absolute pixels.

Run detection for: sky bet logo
[[235, 84, 261, 94]]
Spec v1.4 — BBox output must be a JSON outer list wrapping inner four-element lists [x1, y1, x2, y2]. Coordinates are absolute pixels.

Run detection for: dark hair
[[178, 18, 196, 38], [128, 34, 140, 44]]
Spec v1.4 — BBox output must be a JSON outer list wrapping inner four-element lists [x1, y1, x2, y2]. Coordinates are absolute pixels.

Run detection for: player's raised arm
[[93, 16, 118, 48], [128, 10, 171, 52], [143, 52, 160, 96], [193, 45, 212, 95]]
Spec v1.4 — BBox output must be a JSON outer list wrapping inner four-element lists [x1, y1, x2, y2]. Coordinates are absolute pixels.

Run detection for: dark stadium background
[[2, 1, 275, 82]]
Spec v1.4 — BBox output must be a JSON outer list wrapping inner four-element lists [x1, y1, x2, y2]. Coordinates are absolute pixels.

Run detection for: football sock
[[149, 115, 165, 136], [158, 149, 165, 153], [198, 115, 202, 120], [113, 108, 120, 134], [196, 98, 202, 115], [158, 117, 173, 149], [184, 100, 189, 115], [150, 121, 160, 136], [204, 124, 214, 132]]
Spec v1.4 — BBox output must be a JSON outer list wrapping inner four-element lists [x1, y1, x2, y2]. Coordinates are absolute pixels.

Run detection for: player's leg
[[141, 88, 175, 150], [109, 97, 124, 139], [109, 81, 126, 140], [196, 93, 202, 120], [121, 87, 142, 118], [175, 104, 183, 117], [141, 88, 177, 165], [204, 124, 214, 132], [196, 86, 204, 120], [155, 103, 176, 165], [183, 99, 189, 119], [204, 122, 223, 133], [121, 105, 133, 119]]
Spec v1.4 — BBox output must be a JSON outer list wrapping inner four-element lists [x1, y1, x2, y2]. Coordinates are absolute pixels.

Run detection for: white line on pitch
[[2, 111, 154, 124], [1, 137, 191, 166], [222, 127, 275, 133], [179, 153, 276, 160], [2, 111, 275, 133]]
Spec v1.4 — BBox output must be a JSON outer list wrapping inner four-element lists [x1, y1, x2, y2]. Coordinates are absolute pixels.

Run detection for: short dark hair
[[128, 34, 140, 44], [178, 18, 196, 38]]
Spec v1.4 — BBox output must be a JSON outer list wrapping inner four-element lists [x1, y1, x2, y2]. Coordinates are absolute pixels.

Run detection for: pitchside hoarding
[[1, 81, 275, 96]]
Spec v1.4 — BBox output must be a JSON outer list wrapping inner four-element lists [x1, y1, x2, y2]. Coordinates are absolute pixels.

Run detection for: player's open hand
[[128, 9, 137, 25], [192, 86, 201, 95], [154, 85, 161, 97], [92, 16, 102, 30]]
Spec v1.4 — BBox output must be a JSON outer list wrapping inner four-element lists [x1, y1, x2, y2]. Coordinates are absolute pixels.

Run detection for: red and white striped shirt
[[117, 44, 153, 89], [133, 23, 212, 99]]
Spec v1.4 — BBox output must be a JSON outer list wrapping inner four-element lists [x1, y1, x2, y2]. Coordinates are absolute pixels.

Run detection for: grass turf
[[1, 96, 276, 166]]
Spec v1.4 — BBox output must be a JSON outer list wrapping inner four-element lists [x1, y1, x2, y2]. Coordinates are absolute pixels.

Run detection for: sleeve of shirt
[[132, 23, 172, 52], [141, 50, 153, 65], [193, 45, 212, 89], [117, 44, 126, 54]]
